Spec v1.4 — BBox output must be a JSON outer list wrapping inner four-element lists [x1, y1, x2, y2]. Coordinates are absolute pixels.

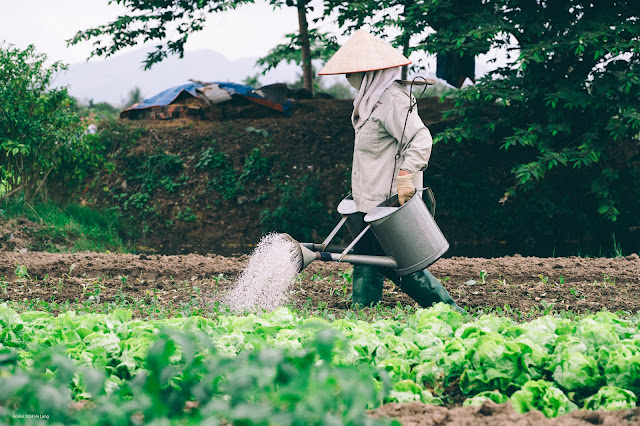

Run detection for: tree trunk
[[436, 51, 475, 88], [401, 1, 410, 80], [297, 1, 313, 96], [401, 35, 410, 80]]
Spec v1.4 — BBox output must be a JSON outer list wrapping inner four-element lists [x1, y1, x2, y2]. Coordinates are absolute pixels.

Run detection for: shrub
[[0, 44, 88, 201]]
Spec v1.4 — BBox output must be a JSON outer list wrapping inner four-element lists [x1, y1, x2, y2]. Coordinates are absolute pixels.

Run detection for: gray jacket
[[352, 82, 433, 213]]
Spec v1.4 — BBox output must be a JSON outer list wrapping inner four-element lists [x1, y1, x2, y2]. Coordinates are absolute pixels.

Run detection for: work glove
[[396, 172, 416, 205]]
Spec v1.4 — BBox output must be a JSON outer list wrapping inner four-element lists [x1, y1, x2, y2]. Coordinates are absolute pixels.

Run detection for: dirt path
[[0, 251, 639, 315], [370, 401, 640, 426]]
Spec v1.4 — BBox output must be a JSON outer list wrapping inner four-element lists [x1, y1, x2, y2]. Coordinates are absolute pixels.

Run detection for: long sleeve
[[382, 92, 433, 174]]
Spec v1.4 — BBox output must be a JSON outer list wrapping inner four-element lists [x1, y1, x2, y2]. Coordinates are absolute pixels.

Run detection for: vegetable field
[[1, 252, 639, 424], [2, 304, 640, 424]]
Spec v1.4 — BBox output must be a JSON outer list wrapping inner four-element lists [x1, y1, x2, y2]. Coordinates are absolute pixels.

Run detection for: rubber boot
[[351, 264, 384, 307], [398, 269, 465, 313]]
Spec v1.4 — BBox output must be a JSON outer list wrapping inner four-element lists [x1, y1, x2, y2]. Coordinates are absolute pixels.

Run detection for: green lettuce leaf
[[550, 347, 603, 394], [510, 380, 578, 418], [582, 386, 637, 410], [604, 342, 640, 394], [463, 390, 509, 406]]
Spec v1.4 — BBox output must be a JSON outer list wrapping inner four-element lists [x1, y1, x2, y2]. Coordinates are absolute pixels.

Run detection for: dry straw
[[318, 30, 411, 75]]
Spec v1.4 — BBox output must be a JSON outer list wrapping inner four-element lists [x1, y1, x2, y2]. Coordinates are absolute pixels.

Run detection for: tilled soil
[[369, 401, 640, 426], [0, 251, 639, 315], [2, 251, 640, 425]]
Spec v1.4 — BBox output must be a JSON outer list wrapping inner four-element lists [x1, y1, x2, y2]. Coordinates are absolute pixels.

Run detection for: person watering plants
[[318, 30, 463, 313]]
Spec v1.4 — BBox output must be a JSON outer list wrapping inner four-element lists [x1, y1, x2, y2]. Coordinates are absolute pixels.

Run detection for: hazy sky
[[0, 0, 509, 103], [0, 0, 510, 71], [0, 0, 308, 65]]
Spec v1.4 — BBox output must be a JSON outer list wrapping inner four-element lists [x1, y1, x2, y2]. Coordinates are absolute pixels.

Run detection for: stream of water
[[225, 233, 302, 312]]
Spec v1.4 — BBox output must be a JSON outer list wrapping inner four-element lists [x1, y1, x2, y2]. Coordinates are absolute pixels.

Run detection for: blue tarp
[[128, 83, 200, 110], [126, 82, 289, 113]]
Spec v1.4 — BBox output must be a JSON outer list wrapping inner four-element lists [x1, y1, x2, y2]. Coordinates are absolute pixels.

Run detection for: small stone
[[19, 248, 27, 253], [626, 253, 639, 261], [466, 280, 477, 286]]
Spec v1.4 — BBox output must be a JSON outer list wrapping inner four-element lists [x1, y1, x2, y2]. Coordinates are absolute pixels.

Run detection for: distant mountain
[[55, 48, 302, 106]]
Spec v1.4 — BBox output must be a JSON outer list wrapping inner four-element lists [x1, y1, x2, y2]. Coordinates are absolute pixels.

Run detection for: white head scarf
[[349, 67, 401, 132]]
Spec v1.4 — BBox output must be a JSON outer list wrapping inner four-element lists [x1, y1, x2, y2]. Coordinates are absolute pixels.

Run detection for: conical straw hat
[[318, 30, 411, 75]]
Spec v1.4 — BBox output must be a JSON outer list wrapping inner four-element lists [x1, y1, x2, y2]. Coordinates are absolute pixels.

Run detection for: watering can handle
[[418, 187, 436, 217]]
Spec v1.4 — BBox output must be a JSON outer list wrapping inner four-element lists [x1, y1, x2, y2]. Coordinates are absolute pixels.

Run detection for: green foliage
[[211, 168, 242, 200], [430, 0, 640, 222], [0, 44, 88, 200], [510, 380, 578, 418], [0, 311, 389, 424], [323, 0, 420, 63], [239, 147, 271, 182], [256, 29, 339, 75], [583, 386, 637, 411], [0, 199, 132, 253], [243, 73, 262, 87], [67, 0, 329, 93], [123, 86, 143, 108], [195, 147, 227, 170], [259, 175, 327, 241], [67, 1, 255, 69], [463, 390, 509, 406], [176, 207, 197, 222], [197, 143, 273, 200], [73, 99, 120, 121], [1, 304, 639, 422], [322, 0, 487, 81], [116, 152, 184, 214]]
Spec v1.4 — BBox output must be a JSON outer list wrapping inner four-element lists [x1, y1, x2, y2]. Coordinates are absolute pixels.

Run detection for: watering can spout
[[283, 233, 399, 271], [281, 233, 318, 272], [298, 243, 318, 271]]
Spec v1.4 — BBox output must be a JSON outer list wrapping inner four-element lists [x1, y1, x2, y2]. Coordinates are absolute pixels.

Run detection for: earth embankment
[[65, 98, 640, 256]]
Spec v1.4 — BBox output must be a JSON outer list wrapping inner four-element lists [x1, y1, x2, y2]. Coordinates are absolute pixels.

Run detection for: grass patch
[[0, 199, 133, 253]]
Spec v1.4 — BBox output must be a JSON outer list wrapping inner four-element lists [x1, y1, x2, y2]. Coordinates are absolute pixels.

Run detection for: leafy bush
[[195, 147, 227, 170], [239, 147, 272, 182], [0, 44, 90, 200], [432, 0, 640, 225], [260, 175, 328, 241], [198, 145, 273, 200], [116, 152, 184, 213]]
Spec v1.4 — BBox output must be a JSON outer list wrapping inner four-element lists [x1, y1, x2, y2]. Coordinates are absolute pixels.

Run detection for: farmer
[[318, 30, 463, 312]]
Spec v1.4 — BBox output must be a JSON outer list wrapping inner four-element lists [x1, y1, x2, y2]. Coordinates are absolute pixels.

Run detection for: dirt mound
[[78, 98, 640, 258], [0, 251, 247, 281], [370, 401, 640, 426], [0, 218, 40, 252], [0, 252, 638, 316]]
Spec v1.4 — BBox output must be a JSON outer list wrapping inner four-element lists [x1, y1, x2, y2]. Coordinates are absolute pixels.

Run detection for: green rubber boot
[[398, 269, 465, 313], [351, 264, 384, 307]]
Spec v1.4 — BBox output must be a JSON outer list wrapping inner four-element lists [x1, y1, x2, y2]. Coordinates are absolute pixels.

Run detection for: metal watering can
[[291, 188, 449, 273]]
